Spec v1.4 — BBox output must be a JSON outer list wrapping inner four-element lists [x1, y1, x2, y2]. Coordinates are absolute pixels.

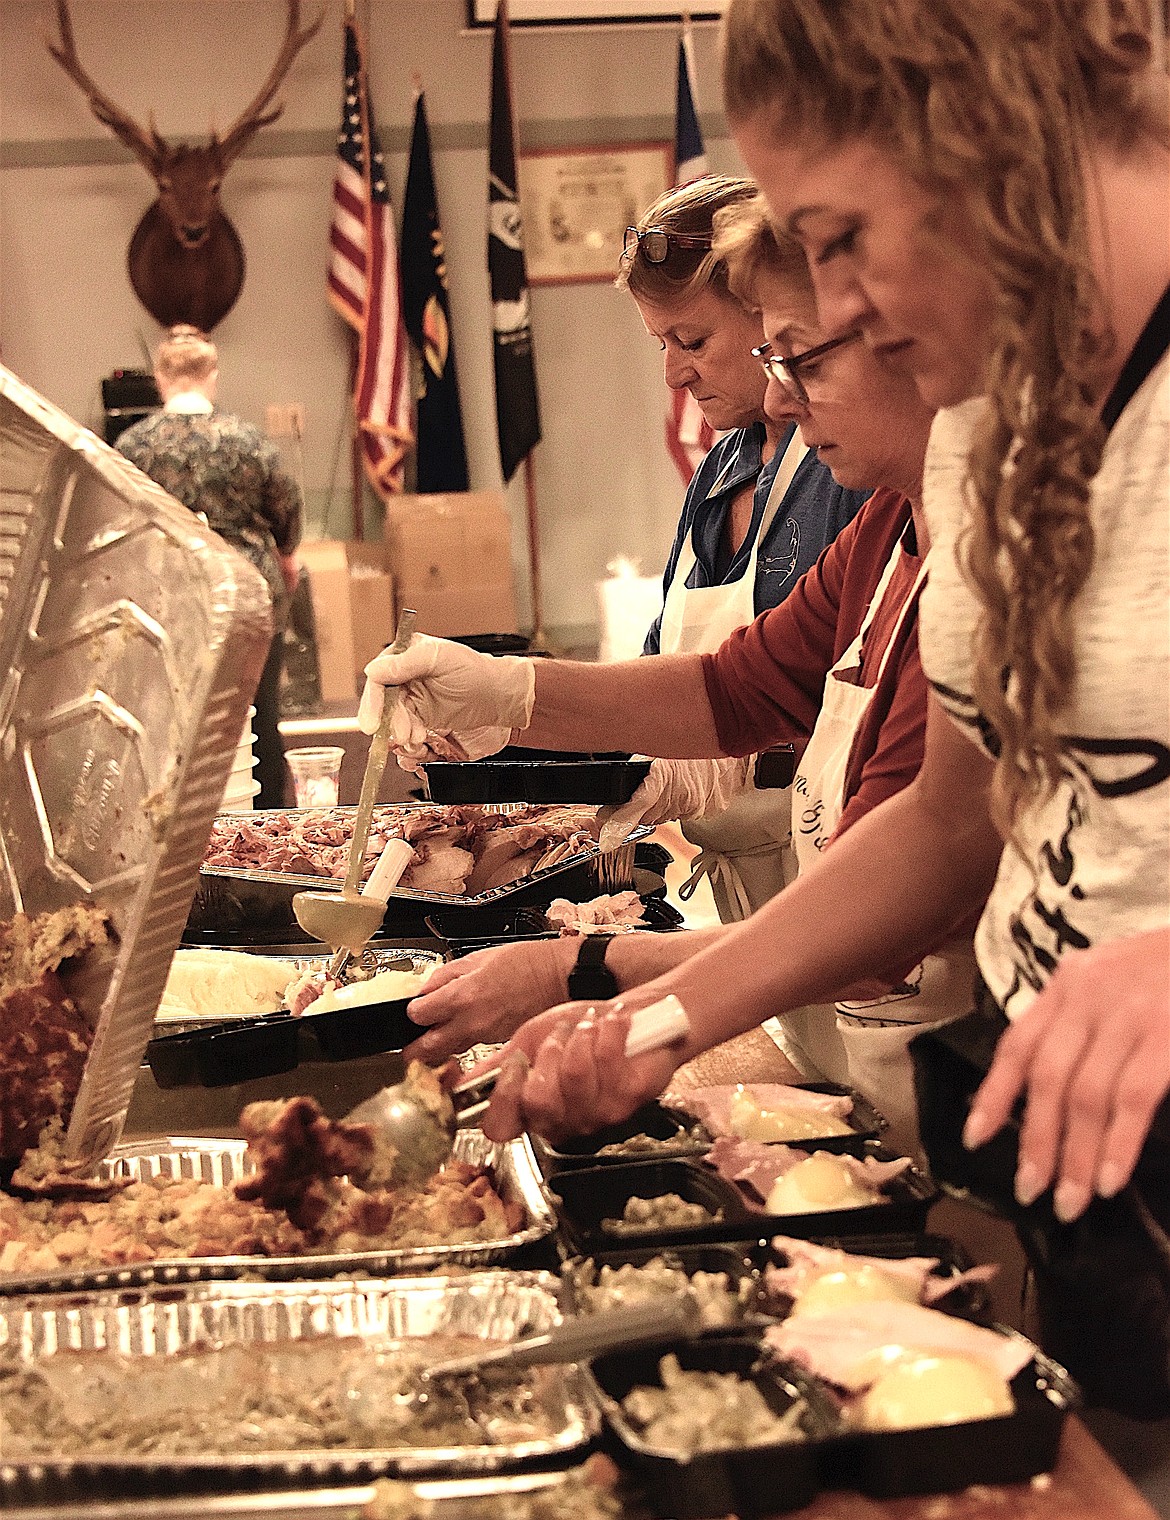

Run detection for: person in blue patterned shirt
[[118, 326, 302, 809]]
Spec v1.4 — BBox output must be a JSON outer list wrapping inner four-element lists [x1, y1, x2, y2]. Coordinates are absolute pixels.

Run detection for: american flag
[[328, 17, 412, 499], [666, 24, 715, 485]]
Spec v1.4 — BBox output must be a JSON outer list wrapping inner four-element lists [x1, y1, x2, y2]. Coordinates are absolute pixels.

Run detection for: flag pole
[[523, 450, 549, 650]]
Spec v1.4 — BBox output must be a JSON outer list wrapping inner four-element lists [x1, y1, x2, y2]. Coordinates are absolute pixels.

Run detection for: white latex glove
[[598, 756, 752, 848], [358, 634, 536, 765]]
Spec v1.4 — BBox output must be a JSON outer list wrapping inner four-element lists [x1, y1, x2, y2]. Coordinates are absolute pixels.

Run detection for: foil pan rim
[[0, 1134, 555, 1297]]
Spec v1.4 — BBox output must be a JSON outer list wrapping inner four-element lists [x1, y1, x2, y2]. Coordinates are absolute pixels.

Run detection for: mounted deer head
[[48, 0, 324, 331]]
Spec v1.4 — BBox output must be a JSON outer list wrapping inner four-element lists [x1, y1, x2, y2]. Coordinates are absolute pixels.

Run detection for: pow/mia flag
[[487, 0, 541, 484], [402, 88, 469, 492]]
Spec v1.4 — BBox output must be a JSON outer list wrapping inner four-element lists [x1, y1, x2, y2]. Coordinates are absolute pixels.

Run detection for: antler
[[218, 0, 326, 166], [47, 0, 165, 171]]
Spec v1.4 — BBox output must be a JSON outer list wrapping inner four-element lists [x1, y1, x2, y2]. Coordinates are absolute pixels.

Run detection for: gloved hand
[[597, 756, 751, 849], [357, 634, 537, 767]]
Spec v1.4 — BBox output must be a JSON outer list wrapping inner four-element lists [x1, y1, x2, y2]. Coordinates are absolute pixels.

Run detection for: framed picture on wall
[[518, 142, 672, 285], [467, 2, 725, 24]]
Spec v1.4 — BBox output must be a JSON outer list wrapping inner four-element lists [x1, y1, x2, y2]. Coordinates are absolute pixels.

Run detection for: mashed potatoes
[[788, 1265, 921, 1318], [727, 1087, 853, 1143], [156, 950, 295, 1021], [309, 962, 438, 1013], [854, 1353, 1015, 1430], [764, 1152, 882, 1215]]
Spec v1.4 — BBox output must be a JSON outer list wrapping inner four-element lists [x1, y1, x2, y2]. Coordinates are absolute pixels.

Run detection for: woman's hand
[[477, 988, 691, 1144], [963, 929, 1170, 1221], [401, 937, 577, 1065]]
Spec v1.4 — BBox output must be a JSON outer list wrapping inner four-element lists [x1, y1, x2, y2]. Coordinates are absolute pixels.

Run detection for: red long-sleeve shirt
[[700, 487, 926, 847]]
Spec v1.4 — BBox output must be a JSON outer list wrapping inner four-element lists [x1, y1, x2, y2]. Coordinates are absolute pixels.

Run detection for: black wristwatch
[[566, 934, 620, 1001]]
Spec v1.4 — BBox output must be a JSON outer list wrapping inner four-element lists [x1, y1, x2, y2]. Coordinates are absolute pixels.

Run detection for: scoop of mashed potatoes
[[854, 1353, 1015, 1430], [764, 1152, 882, 1215], [309, 961, 438, 1013], [789, 1264, 921, 1318], [728, 1088, 853, 1143]]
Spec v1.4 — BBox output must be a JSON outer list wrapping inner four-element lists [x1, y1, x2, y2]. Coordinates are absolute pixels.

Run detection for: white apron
[[783, 537, 977, 1158], [659, 430, 807, 923]]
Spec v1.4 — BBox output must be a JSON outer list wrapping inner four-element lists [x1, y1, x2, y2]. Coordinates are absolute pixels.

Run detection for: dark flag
[[401, 88, 470, 493], [487, 0, 541, 484]]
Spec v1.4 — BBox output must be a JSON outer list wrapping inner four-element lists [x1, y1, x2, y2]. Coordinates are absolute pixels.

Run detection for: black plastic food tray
[[145, 994, 424, 1089], [422, 749, 652, 805], [569, 1240, 767, 1320], [426, 877, 682, 960], [535, 1100, 711, 1174], [551, 1154, 936, 1255], [592, 1333, 841, 1518], [818, 1348, 1078, 1498]]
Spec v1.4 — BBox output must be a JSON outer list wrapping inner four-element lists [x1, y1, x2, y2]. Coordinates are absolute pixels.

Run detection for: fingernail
[[1053, 1180, 1090, 1224], [1014, 1161, 1044, 1208], [1096, 1161, 1127, 1198], [962, 1107, 993, 1150]]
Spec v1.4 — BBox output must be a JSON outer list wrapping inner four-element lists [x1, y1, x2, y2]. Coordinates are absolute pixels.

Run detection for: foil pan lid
[[0, 365, 273, 1166]]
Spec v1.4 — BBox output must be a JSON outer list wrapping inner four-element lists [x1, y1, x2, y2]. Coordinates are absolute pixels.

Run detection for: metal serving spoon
[[292, 609, 416, 954], [344, 993, 692, 1188]]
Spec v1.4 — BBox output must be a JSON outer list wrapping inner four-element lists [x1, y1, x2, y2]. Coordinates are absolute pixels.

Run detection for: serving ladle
[[292, 609, 416, 956], [345, 993, 693, 1188]]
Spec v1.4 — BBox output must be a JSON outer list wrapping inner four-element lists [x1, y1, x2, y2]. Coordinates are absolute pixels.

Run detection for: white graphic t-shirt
[[919, 352, 1170, 1020]]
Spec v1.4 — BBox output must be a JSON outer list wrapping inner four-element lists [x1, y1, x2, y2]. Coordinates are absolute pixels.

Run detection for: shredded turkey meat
[[202, 804, 599, 897]]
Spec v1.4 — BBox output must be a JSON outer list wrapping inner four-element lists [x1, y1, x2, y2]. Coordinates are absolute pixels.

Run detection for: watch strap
[[567, 933, 620, 1000]]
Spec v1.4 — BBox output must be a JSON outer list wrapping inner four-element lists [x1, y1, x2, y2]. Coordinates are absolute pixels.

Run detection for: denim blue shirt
[[644, 421, 869, 653]]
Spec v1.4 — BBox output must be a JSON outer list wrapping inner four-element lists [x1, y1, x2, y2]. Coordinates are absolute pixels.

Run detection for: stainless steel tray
[[0, 366, 273, 1166], [0, 1272, 600, 1489], [0, 1130, 556, 1295]]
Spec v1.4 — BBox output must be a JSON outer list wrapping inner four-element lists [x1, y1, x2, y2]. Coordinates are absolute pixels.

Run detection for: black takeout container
[[763, 1231, 991, 1322], [426, 883, 683, 960], [822, 1346, 1078, 1498], [421, 747, 652, 805], [592, 1333, 841, 1518], [567, 1240, 766, 1324], [551, 1153, 937, 1256], [535, 1100, 711, 1174], [145, 987, 426, 1088]]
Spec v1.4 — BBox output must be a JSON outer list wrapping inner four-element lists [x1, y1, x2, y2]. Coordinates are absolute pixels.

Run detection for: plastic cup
[[286, 745, 345, 809]]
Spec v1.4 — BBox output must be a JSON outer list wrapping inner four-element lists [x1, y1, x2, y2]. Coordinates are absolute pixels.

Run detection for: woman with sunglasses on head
[[618, 176, 868, 924], [374, 197, 961, 1154]]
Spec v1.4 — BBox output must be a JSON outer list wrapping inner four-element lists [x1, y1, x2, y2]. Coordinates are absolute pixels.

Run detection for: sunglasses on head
[[622, 226, 713, 265]]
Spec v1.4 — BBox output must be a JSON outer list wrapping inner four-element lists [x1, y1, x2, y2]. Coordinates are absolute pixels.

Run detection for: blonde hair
[[722, 0, 1167, 835], [711, 194, 817, 319], [616, 174, 757, 307], [154, 324, 218, 389]]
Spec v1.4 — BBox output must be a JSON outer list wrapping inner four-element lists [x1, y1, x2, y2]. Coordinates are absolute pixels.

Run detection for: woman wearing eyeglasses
[[366, 197, 963, 1153], [618, 176, 868, 923]]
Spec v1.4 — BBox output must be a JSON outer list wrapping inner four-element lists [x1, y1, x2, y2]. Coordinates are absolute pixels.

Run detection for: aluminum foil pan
[[0, 1470, 615, 1520], [0, 1130, 556, 1296], [190, 807, 652, 936], [0, 1272, 600, 1492], [0, 366, 273, 1167]]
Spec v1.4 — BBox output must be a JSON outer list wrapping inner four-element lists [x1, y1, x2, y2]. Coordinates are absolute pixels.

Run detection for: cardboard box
[[383, 492, 518, 638], [298, 540, 396, 701], [298, 540, 355, 702]]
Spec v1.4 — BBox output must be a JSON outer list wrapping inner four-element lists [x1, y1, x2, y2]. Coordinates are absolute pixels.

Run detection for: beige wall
[[1, 0, 747, 644]]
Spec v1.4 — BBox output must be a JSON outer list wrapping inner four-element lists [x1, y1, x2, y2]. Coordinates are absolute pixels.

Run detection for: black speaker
[[101, 369, 161, 445]]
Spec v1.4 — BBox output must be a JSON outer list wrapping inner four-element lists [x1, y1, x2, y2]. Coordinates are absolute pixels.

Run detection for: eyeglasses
[[751, 331, 862, 406], [622, 225, 713, 265]]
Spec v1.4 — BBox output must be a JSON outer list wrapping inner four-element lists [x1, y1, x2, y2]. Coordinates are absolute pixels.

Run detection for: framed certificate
[[518, 143, 673, 286], [468, 1, 725, 23]]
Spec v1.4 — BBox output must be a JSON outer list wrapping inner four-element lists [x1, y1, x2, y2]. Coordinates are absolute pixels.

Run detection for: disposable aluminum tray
[[0, 366, 272, 1167], [0, 1272, 600, 1495], [0, 1130, 556, 1296], [0, 1469, 610, 1520], [189, 806, 653, 938]]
